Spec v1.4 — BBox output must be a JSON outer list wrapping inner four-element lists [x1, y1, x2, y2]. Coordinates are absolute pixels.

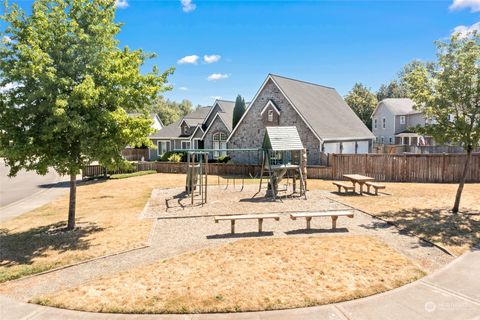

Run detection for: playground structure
[[185, 151, 209, 205], [181, 127, 308, 204], [259, 127, 307, 200]]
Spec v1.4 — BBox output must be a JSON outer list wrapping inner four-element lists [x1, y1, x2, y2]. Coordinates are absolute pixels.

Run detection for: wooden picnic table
[[343, 174, 375, 195]]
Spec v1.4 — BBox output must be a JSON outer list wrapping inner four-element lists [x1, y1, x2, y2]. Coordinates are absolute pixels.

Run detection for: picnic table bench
[[332, 181, 355, 193], [365, 181, 386, 195], [343, 174, 375, 195], [290, 211, 354, 230], [214, 214, 280, 234]]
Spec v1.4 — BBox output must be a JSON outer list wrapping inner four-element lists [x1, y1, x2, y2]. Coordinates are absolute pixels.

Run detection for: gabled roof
[[372, 98, 421, 117], [260, 100, 280, 115], [263, 126, 304, 151], [201, 112, 231, 140], [228, 74, 374, 142], [149, 106, 211, 139]]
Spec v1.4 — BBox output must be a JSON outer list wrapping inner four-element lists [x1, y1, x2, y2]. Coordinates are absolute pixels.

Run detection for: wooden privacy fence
[[330, 153, 480, 183], [82, 153, 480, 183]]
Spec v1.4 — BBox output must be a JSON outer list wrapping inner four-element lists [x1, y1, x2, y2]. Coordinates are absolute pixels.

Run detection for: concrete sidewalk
[[1, 250, 479, 320]]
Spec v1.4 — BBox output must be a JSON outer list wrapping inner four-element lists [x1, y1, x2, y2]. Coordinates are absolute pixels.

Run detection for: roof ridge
[[269, 73, 335, 90]]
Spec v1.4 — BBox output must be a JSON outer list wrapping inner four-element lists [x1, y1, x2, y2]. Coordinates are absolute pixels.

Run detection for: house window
[[268, 109, 274, 122], [381, 136, 385, 144], [389, 137, 393, 144], [157, 140, 170, 156], [181, 141, 190, 150], [400, 116, 406, 125], [374, 118, 378, 129], [182, 125, 189, 135], [375, 137, 379, 143], [213, 132, 227, 158], [382, 118, 386, 129]]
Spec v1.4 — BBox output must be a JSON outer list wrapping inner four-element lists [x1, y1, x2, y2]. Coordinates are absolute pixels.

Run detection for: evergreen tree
[[232, 94, 246, 129]]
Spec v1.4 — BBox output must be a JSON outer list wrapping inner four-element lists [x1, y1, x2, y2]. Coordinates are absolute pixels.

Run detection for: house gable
[[260, 100, 280, 126], [227, 78, 321, 164], [203, 113, 230, 150]]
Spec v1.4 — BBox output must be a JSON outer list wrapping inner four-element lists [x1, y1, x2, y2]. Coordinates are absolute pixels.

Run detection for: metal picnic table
[[343, 174, 375, 195]]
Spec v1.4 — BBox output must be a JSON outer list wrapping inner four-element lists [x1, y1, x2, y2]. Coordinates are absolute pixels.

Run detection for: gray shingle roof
[[376, 98, 419, 115], [270, 74, 375, 141], [149, 106, 212, 139], [263, 126, 304, 151]]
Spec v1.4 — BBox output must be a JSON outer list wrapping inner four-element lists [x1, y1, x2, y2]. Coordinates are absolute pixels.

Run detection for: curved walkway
[[1, 250, 479, 320]]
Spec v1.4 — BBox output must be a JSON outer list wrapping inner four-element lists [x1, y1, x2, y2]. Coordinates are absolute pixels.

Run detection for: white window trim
[[260, 100, 280, 116], [157, 140, 171, 156], [213, 132, 227, 158], [399, 116, 406, 125], [382, 117, 386, 129], [267, 109, 274, 122], [374, 118, 378, 129], [181, 141, 191, 150]]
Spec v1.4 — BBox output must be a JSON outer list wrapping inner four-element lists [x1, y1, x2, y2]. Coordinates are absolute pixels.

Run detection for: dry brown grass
[[0, 173, 189, 282], [34, 236, 424, 313], [308, 180, 480, 255]]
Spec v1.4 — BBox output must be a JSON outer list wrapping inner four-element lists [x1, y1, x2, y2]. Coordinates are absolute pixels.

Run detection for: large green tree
[[377, 60, 424, 101], [344, 83, 378, 129], [149, 96, 192, 126], [0, 0, 172, 230], [232, 94, 246, 129], [405, 32, 480, 213]]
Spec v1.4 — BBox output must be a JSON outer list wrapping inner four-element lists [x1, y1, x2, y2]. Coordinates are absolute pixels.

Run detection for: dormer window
[[183, 125, 189, 135], [268, 110, 274, 122]]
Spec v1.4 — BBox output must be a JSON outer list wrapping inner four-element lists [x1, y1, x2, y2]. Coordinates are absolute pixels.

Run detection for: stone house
[[371, 98, 433, 145], [148, 99, 236, 160], [227, 74, 375, 165]]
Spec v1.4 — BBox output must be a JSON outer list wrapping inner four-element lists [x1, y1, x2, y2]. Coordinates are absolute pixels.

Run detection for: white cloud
[[452, 22, 480, 38], [450, 0, 480, 12], [180, 0, 196, 13], [204, 54, 221, 64], [177, 55, 199, 65], [115, 0, 128, 9], [207, 73, 229, 81], [179, 86, 188, 91]]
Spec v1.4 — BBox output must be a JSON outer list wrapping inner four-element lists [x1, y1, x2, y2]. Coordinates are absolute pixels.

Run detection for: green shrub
[[159, 151, 186, 162], [167, 153, 182, 163], [109, 170, 156, 179], [217, 155, 231, 163]]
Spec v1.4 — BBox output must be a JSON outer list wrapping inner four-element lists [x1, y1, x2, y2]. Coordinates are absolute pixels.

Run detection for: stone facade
[[204, 115, 229, 158], [228, 79, 321, 165]]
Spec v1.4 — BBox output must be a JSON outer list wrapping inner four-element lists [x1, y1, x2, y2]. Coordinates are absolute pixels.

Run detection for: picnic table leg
[[359, 183, 363, 195], [306, 217, 312, 230], [231, 220, 235, 234], [331, 216, 338, 230], [352, 181, 356, 193], [258, 218, 263, 233]]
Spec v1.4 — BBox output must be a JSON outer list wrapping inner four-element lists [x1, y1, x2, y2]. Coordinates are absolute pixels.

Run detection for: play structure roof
[[263, 126, 304, 151]]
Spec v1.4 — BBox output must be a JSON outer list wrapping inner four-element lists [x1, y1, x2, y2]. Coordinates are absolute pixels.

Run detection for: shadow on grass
[[206, 231, 274, 239], [0, 221, 104, 267], [376, 208, 480, 250], [285, 227, 349, 235]]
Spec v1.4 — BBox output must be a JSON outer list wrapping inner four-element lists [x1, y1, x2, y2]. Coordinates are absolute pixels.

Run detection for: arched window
[[213, 132, 227, 158], [268, 109, 274, 122]]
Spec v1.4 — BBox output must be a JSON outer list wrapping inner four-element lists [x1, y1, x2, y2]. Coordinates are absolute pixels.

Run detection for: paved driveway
[[0, 160, 60, 208]]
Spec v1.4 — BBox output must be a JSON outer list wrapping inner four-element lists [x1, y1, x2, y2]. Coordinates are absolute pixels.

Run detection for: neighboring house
[[123, 112, 164, 161], [371, 98, 433, 145], [148, 99, 238, 160], [227, 74, 375, 165]]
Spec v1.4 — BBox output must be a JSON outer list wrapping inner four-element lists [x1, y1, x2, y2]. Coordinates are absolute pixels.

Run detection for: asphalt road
[[0, 160, 60, 208]]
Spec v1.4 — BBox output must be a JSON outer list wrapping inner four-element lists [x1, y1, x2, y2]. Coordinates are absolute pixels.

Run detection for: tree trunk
[[452, 147, 472, 214], [67, 172, 77, 230]]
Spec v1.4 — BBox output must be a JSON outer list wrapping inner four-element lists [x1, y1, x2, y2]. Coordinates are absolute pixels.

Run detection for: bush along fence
[[82, 153, 480, 183]]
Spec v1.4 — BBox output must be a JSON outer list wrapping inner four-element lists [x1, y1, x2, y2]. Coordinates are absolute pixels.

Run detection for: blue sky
[[5, 0, 480, 106]]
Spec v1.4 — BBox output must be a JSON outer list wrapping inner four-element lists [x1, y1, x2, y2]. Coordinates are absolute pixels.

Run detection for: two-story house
[[148, 99, 237, 160], [371, 98, 433, 146]]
